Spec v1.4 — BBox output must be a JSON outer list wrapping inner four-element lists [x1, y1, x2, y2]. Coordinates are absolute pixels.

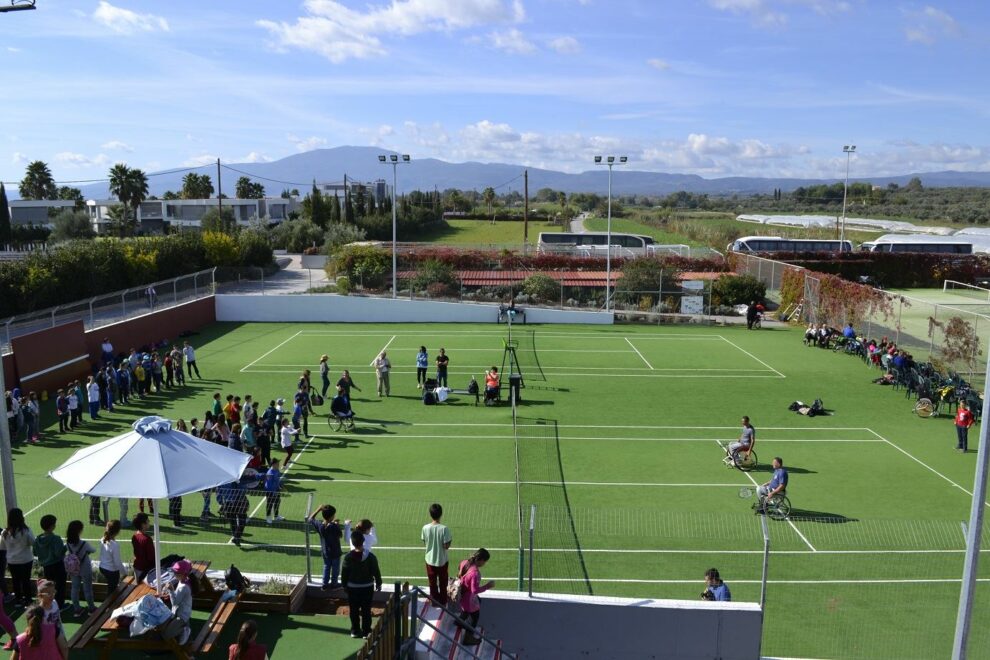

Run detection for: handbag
[[446, 562, 470, 605]]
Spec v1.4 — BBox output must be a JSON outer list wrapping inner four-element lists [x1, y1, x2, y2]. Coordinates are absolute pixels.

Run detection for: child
[[228, 619, 268, 660], [279, 419, 299, 464], [64, 521, 95, 616], [343, 519, 378, 558], [31, 517, 66, 609], [164, 560, 193, 645], [130, 513, 155, 582], [12, 604, 68, 659], [34, 581, 61, 638], [98, 520, 125, 594], [307, 505, 343, 590], [263, 459, 283, 525], [341, 531, 382, 639]]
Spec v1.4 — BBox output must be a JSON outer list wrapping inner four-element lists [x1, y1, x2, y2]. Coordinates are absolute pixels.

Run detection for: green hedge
[[0, 233, 273, 318]]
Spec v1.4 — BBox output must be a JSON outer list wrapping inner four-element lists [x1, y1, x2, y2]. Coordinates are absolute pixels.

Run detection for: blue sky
[[1, 0, 988, 185]]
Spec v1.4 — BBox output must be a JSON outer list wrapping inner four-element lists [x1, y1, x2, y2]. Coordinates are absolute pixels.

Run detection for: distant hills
[[64, 146, 990, 199]]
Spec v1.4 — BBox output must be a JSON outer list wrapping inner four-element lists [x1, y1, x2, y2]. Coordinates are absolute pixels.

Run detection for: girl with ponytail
[[11, 604, 68, 659], [456, 548, 494, 646], [227, 619, 268, 660]]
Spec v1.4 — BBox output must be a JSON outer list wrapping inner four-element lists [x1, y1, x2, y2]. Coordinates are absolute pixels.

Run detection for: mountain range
[[64, 146, 990, 200]]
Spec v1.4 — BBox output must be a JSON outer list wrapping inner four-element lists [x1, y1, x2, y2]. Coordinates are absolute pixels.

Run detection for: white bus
[[860, 235, 973, 254], [728, 236, 853, 253], [538, 232, 656, 255]]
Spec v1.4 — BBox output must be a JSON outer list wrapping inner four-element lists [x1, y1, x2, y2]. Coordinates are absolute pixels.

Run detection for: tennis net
[[513, 329, 546, 382]]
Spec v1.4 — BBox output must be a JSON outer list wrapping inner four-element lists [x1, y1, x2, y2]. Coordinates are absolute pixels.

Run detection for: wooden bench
[[189, 591, 242, 655], [67, 579, 137, 652]]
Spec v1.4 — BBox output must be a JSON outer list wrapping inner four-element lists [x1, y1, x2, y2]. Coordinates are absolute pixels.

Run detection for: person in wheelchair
[[484, 366, 500, 406], [724, 416, 755, 466], [330, 386, 355, 427], [756, 456, 788, 513]]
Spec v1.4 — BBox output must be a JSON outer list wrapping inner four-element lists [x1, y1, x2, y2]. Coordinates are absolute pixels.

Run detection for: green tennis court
[[12, 320, 990, 659]]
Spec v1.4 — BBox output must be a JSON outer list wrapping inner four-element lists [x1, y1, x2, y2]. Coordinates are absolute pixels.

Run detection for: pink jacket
[[458, 560, 491, 613]]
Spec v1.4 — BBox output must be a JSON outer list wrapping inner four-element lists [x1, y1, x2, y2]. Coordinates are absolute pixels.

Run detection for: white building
[[9, 200, 79, 226], [86, 197, 298, 233]]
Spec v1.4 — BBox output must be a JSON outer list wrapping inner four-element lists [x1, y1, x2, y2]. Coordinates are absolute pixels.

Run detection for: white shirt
[[371, 356, 390, 374], [183, 346, 195, 362], [280, 426, 298, 449], [99, 538, 125, 572], [0, 527, 36, 564], [87, 382, 100, 403], [68, 394, 79, 410], [343, 522, 378, 558], [101, 341, 113, 354]]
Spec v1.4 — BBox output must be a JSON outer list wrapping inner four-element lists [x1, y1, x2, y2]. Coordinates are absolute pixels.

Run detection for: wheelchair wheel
[[328, 414, 343, 432], [767, 495, 791, 520], [914, 398, 935, 418], [733, 449, 758, 472]]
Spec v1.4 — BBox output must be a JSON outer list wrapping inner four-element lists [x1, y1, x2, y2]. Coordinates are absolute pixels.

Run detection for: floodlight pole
[[0, 362, 17, 511], [951, 344, 990, 659], [595, 156, 626, 313], [379, 154, 410, 299], [840, 145, 855, 244]]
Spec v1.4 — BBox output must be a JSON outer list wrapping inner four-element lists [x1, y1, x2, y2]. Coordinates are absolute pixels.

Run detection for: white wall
[[478, 591, 762, 659], [215, 294, 613, 324]]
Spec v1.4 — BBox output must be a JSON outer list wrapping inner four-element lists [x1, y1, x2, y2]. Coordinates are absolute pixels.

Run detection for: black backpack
[[423, 390, 437, 406]]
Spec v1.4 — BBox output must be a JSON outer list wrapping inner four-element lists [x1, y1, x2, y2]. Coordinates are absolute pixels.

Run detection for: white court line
[[624, 337, 654, 370], [717, 334, 786, 378], [354, 575, 990, 585], [373, 335, 397, 360], [253, 364, 770, 372], [404, 423, 874, 431], [287, 478, 746, 487], [240, 330, 302, 373], [296, 331, 723, 339], [247, 433, 317, 520], [25, 487, 67, 516], [720, 440, 817, 552], [867, 428, 990, 509], [244, 368, 781, 379]]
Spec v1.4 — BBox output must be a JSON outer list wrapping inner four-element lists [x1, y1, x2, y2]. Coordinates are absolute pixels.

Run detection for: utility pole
[[216, 158, 222, 220], [523, 170, 529, 246], [0, 363, 17, 511]]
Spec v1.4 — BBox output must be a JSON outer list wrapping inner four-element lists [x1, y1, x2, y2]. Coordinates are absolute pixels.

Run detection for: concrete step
[[415, 603, 503, 660]]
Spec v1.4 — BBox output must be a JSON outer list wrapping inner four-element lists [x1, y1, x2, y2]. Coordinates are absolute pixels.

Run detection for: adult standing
[[435, 348, 449, 388], [55, 390, 69, 434], [319, 355, 331, 398], [263, 459, 284, 525], [297, 370, 314, 414], [415, 347, 429, 390], [341, 531, 382, 639], [421, 503, 452, 605], [183, 341, 201, 379], [2, 508, 35, 605], [955, 401, 975, 453], [457, 548, 494, 646], [86, 378, 100, 421], [170, 345, 185, 386], [746, 301, 759, 330], [371, 352, 391, 398], [100, 338, 114, 366]]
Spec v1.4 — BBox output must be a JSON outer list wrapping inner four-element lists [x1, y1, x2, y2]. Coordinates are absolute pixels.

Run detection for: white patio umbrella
[[48, 416, 250, 593]]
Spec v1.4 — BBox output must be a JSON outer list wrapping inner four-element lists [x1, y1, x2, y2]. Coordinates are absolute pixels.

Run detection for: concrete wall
[[82, 297, 216, 364], [478, 591, 762, 659], [300, 254, 327, 269], [215, 294, 613, 325]]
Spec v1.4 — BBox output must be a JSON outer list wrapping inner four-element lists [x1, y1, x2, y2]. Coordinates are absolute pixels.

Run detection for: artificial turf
[[9, 320, 990, 659]]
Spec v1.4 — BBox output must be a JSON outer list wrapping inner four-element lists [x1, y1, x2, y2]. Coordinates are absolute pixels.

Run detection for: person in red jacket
[[130, 513, 155, 582], [955, 402, 975, 453]]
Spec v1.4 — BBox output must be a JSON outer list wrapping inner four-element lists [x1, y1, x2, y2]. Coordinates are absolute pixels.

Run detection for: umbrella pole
[[153, 503, 162, 595]]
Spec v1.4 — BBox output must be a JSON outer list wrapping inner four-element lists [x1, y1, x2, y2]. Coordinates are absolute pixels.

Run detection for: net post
[[304, 492, 314, 584], [760, 514, 770, 610], [528, 504, 536, 598]]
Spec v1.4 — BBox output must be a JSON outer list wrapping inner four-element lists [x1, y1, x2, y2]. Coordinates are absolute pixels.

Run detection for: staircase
[[415, 602, 506, 660]]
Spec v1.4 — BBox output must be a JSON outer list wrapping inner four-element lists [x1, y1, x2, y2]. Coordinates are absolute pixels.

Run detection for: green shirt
[[32, 532, 66, 567], [421, 522, 452, 567], [211, 399, 222, 417]]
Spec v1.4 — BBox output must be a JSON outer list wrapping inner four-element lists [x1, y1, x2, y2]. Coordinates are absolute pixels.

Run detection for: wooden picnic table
[[68, 560, 241, 660]]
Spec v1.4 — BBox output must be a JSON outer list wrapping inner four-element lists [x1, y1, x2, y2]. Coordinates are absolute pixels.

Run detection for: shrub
[[324, 222, 367, 253], [199, 207, 236, 233], [522, 273, 559, 302], [49, 210, 95, 243], [426, 281, 455, 298], [411, 258, 459, 292], [335, 276, 351, 295], [238, 229, 274, 268], [202, 231, 239, 267], [711, 274, 766, 307], [271, 219, 324, 253], [329, 244, 390, 288]]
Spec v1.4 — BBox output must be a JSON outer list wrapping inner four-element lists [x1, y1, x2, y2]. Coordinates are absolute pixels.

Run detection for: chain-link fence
[[731, 252, 806, 300], [0, 269, 216, 353]]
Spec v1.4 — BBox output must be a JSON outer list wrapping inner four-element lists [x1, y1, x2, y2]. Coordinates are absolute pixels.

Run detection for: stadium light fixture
[[378, 154, 411, 298], [0, 0, 36, 13], [594, 155, 627, 313]]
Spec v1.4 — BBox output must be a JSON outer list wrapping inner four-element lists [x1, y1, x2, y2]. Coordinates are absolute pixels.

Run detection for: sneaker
[[266, 516, 273, 525], [350, 631, 362, 639], [228, 536, 239, 545], [2, 640, 14, 651], [321, 584, 330, 591], [274, 515, 285, 522]]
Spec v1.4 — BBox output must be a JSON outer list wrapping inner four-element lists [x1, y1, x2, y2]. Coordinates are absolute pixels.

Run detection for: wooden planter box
[[236, 576, 307, 614]]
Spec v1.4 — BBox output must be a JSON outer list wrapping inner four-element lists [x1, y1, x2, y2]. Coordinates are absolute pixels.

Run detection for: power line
[[1, 165, 206, 187], [219, 164, 313, 188]]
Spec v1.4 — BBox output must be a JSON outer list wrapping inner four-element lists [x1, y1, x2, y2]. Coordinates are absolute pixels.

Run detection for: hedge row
[[776, 252, 990, 289], [0, 232, 273, 318]]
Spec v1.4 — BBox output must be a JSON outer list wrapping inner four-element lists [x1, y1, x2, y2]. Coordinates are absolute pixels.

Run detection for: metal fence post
[[528, 505, 535, 598], [173, 278, 178, 304], [260, 268, 265, 295], [121, 292, 126, 317], [930, 305, 938, 355], [88, 300, 94, 328], [760, 515, 770, 610], [896, 297, 903, 344], [50, 307, 57, 328], [304, 492, 314, 583]]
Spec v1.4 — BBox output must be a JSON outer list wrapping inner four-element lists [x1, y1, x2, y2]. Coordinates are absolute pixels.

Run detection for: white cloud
[[6, 47, 21, 53], [904, 6, 961, 45], [547, 36, 580, 54], [53, 151, 110, 168], [11, 152, 27, 165], [287, 134, 328, 152], [92, 1, 169, 34], [489, 28, 537, 54], [101, 140, 133, 152], [708, 0, 850, 27], [646, 58, 670, 71], [239, 152, 272, 163], [258, 0, 524, 63], [182, 154, 218, 167]]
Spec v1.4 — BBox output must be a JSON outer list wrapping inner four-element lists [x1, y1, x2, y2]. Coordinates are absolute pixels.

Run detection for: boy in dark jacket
[[308, 505, 343, 590], [32, 514, 67, 607], [341, 531, 382, 639]]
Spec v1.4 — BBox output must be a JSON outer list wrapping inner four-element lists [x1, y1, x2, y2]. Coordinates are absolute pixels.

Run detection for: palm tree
[[482, 187, 496, 215], [107, 164, 149, 235], [19, 160, 57, 200]]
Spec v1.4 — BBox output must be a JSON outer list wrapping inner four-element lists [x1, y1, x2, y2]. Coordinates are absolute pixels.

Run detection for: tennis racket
[[738, 487, 755, 499]]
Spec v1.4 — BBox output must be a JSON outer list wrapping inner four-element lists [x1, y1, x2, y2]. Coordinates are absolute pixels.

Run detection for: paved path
[[216, 254, 330, 295], [569, 212, 590, 233]]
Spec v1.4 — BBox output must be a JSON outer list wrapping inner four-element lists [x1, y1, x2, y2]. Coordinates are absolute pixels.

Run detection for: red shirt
[[228, 641, 267, 660], [955, 408, 974, 428], [132, 531, 155, 572]]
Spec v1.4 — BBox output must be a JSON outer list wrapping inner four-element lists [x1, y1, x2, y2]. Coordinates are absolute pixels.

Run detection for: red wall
[[1, 353, 15, 391]]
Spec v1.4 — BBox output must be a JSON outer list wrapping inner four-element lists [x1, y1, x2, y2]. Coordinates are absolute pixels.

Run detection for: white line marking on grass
[[624, 338, 654, 370], [240, 330, 302, 373], [718, 335, 786, 378], [247, 433, 317, 520], [244, 368, 781, 379], [719, 440, 816, 552], [868, 428, 990, 509], [255, 364, 770, 372], [25, 487, 67, 516], [296, 331, 723, 339], [374, 576, 990, 585], [287, 477, 746, 487], [407, 423, 873, 431], [374, 335, 397, 359]]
